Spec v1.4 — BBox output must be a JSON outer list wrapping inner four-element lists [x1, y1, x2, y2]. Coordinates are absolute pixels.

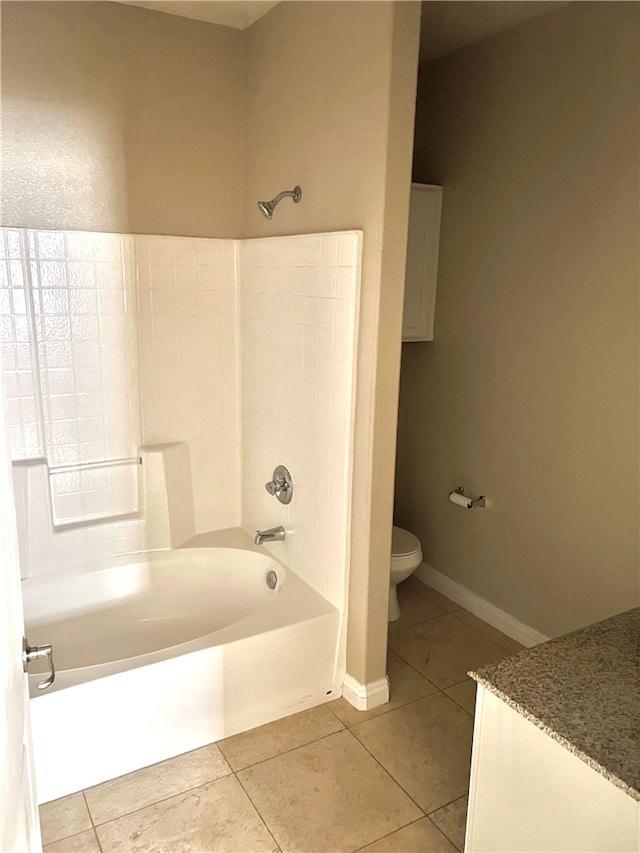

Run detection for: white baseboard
[[415, 564, 549, 648], [342, 673, 390, 711]]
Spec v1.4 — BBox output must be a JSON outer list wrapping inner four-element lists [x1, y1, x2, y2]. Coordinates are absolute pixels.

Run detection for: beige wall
[[398, 2, 640, 637], [244, 0, 421, 682], [0, 1, 243, 236]]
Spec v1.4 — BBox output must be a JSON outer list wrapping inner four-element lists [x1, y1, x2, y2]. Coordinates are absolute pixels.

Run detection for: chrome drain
[[266, 570, 278, 590]]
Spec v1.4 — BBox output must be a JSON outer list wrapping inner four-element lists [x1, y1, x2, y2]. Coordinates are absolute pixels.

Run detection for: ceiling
[[420, 1, 568, 64], [114, 1, 566, 50], [116, 1, 279, 30]]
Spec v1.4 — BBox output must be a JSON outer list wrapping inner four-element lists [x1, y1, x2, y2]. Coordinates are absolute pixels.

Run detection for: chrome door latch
[[23, 637, 55, 691]]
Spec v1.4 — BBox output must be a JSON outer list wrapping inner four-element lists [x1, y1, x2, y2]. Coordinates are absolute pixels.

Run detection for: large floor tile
[[85, 743, 231, 825], [358, 817, 457, 852], [453, 609, 525, 654], [329, 651, 437, 727], [352, 693, 473, 814], [237, 729, 422, 853], [402, 578, 461, 614], [96, 775, 277, 852], [388, 613, 510, 688], [444, 680, 477, 715], [388, 581, 449, 633], [219, 704, 343, 771], [43, 828, 101, 853], [429, 795, 469, 852], [39, 793, 92, 846]]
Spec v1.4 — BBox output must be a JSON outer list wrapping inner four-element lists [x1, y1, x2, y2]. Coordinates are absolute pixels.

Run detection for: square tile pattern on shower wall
[[137, 229, 361, 606], [3, 228, 359, 611], [39, 580, 524, 853], [240, 232, 360, 607], [1, 228, 149, 576], [135, 234, 239, 533]]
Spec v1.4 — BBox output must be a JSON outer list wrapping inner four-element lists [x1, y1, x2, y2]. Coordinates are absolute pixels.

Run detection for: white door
[[0, 364, 42, 851]]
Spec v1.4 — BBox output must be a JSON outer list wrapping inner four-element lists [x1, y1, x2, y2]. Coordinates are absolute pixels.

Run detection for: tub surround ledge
[[470, 607, 640, 802]]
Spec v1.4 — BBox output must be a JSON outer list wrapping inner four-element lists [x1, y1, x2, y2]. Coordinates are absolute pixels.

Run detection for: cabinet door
[[402, 184, 443, 342]]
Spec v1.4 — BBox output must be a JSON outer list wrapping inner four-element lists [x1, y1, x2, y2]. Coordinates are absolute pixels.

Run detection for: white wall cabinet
[[402, 183, 443, 342]]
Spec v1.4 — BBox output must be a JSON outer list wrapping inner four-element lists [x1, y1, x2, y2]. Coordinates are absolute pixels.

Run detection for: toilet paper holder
[[451, 486, 486, 509]]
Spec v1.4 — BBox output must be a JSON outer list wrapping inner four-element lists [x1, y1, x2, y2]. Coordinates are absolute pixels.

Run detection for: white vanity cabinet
[[402, 183, 443, 341], [466, 686, 639, 853], [466, 608, 639, 853]]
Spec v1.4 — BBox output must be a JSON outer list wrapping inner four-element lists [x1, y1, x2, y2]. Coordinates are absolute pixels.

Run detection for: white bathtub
[[24, 536, 342, 803]]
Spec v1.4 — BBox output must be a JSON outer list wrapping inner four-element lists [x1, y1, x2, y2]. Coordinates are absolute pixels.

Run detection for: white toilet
[[389, 526, 423, 621]]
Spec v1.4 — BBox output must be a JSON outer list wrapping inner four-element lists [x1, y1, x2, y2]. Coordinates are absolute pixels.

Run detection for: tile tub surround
[[240, 232, 361, 608], [1, 229, 141, 528], [11, 444, 190, 578], [135, 234, 239, 533], [39, 582, 518, 853], [1, 229, 140, 471], [470, 607, 640, 800], [3, 228, 358, 614], [137, 228, 361, 607]]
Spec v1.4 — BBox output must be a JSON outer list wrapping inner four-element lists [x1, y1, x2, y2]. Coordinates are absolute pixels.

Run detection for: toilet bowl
[[389, 526, 423, 621]]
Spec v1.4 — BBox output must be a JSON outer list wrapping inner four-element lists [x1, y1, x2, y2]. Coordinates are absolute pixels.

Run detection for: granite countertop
[[470, 608, 640, 801]]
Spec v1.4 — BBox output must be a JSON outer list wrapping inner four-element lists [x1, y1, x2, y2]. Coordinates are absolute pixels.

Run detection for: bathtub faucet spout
[[255, 525, 286, 545]]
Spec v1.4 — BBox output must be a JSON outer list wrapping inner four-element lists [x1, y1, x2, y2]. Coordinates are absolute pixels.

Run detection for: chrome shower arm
[[271, 187, 301, 206], [257, 185, 302, 219]]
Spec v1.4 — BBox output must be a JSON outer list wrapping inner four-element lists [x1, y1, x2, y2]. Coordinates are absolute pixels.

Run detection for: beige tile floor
[[39, 578, 523, 853]]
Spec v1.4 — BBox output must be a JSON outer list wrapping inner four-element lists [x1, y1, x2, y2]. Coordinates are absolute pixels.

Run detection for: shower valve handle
[[264, 465, 293, 505]]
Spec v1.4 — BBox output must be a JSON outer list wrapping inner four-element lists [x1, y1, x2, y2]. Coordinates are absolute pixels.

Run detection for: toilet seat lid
[[392, 526, 421, 557]]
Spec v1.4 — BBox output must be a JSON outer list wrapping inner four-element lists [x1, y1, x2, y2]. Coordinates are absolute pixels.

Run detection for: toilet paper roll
[[449, 490, 473, 509]]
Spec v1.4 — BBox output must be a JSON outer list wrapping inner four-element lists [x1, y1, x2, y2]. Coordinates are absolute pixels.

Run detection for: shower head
[[257, 186, 302, 219], [257, 199, 275, 219]]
